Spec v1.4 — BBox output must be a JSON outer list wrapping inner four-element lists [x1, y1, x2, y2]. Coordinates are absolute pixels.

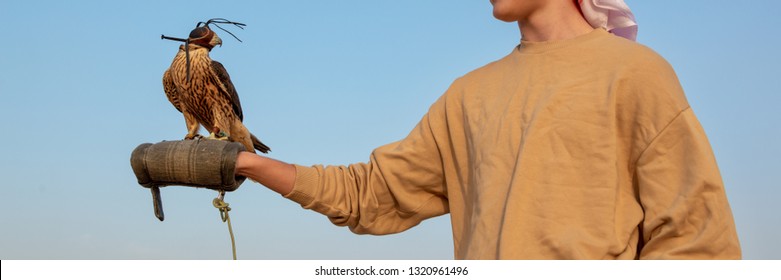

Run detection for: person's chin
[[492, 10, 518, 22]]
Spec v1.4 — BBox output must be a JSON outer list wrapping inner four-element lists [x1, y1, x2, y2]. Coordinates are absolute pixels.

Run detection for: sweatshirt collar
[[517, 28, 608, 54]]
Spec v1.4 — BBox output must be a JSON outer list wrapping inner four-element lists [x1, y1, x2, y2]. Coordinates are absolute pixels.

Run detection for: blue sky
[[0, 0, 778, 259]]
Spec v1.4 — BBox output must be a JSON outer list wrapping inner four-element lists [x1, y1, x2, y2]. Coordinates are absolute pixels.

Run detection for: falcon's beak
[[210, 34, 223, 48]]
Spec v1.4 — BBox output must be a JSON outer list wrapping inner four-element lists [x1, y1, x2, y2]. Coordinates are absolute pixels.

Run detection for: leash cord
[[213, 194, 237, 260]]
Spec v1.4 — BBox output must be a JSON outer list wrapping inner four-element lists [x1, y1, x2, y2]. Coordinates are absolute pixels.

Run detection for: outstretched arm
[[235, 152, 296, 196]]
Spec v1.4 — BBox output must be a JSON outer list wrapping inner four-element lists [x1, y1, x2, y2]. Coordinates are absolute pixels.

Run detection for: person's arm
[[260, 89, 457, 235], [635, 108, 741, 259], [299, 117, 449, 234], [235, 152, 296, 195]]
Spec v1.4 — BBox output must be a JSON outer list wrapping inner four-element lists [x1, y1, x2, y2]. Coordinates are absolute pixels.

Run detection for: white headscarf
[[578, 0, 638, 41]]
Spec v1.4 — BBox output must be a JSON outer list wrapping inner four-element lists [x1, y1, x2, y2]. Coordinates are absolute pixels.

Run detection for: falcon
[[162, 19, 269, 153]]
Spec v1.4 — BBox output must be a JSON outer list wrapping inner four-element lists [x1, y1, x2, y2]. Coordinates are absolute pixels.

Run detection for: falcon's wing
[[162, 68, 182, 112], [210, 60, 244, 121]]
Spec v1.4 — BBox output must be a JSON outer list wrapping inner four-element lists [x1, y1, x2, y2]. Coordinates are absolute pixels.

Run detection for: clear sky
[[0, 0, 778, 260]]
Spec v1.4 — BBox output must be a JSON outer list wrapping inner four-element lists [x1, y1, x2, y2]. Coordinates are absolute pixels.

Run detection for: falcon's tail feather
[[250, 134, 271, 154]]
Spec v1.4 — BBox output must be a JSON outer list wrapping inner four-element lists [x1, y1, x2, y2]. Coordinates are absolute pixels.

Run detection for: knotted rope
[[212, 191, 237, 260]]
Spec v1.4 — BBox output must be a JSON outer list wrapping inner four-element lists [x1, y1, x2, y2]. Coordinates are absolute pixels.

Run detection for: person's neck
[[517, 3, 594, 42]]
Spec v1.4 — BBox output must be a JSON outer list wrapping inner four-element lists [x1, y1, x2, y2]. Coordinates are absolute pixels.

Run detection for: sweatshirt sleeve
[[283, 94, 451, 235], [635, 108, 741, 259]]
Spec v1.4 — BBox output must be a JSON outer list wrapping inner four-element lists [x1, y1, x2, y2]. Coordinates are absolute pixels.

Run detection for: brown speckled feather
[[162, 69, 181, 112], [162, 44, 269, 153], [210, 60, 244, 121]]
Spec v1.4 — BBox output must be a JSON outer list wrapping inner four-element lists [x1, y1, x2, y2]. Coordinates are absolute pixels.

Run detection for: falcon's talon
[[208, 132, 230, 141], [184, 134, 203, 140]]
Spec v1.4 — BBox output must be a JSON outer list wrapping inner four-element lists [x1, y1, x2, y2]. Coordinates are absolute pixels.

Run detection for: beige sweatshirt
[[284, 29, 741, 259]]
